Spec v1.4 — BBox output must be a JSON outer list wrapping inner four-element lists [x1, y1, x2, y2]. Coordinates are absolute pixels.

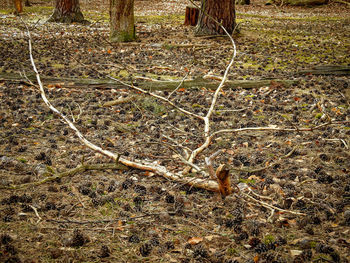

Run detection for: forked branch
[[22, 21, 314, 219], [24, 23, 220, 192]]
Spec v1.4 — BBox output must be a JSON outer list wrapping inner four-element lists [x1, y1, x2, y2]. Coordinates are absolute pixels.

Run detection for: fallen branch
[[46, 213, 156, 225], [241, 192, 306, 216], [0, 72, 298, 91], [298, 65, 350, 75], [208, 122, 348, 146], [21, 19, 342, 222], [332, 0, 350, 5], [186, 24, 237, 165], [1, 163, 128, 190], [24, 24, 227, 194], [229, 145, 299, 174], [102, 95, 136, 107]]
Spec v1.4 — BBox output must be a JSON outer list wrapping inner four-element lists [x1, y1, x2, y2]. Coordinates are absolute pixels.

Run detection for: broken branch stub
[[216, 164, 232, 198]]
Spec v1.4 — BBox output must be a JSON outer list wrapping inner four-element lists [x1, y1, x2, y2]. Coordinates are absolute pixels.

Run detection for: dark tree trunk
[[196, 0, 236, 35], [110, 0, 135, 42], [25, 0, 31, 7], [48, 0, 86, 23], [14, 0, 23, 14], [184, 6, 199, 26]]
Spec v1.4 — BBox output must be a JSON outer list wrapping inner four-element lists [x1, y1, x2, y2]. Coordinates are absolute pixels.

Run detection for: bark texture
[[184, 6, 199, 26], [196, 0, 236, 35], [110, 0, 135, 42], [48, 0, 86, 23]]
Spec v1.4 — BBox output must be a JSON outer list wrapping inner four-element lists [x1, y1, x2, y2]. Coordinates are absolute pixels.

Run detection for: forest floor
[[0, 0, 350, 262]]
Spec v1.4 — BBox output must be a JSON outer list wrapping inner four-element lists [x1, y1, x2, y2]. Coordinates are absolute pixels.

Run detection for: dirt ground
[[0, 0, 349, 262]]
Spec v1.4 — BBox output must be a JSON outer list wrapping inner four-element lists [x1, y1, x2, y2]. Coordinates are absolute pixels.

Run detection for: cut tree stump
[[184, 6, 199, 26]]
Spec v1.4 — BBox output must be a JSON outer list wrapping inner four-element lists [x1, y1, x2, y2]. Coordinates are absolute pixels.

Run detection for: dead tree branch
[[1, 163, 128, 190], [186, 24, 237, 165], [24, 23, 221, 193]]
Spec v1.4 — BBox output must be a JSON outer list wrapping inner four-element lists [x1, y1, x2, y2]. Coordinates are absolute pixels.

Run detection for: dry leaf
[[144, 171, 154, 177], [187, 237, 203, 245], [248, 175, 261, 181], [226, 149, 234, 155]]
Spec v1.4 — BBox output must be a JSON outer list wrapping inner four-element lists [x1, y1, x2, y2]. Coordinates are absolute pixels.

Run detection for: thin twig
[[340, 139, 349, 149], [241, 192, 306, 216], [299, 179, 318, 186], [267, 207, 275, 223], [167, 71, 190, 100], [29, 205, 42, 222]]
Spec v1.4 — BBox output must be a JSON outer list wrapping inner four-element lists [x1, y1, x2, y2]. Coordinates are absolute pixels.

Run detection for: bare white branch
[[187, 25, 237, 164], [24, 23, 220, 193]]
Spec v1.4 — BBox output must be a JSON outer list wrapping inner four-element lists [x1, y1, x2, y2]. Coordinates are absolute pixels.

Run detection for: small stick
[[267, 207, 275, 223], [167, 71, 189, 100], [299, 179, 317, 186], [29, 205, 42, 222], [241, 193, 306, 216], [340, 139, 349, 149]]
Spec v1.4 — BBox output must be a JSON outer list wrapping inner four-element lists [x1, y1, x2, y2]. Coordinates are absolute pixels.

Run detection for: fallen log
[[0, 72, 298, 91], [298, 65, 350, 76]]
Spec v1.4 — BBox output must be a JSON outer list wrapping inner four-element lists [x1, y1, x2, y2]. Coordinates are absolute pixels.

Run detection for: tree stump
[[14, 0, 23, 14], [48, 0, 88, 24], [184, 6, 199, 26]]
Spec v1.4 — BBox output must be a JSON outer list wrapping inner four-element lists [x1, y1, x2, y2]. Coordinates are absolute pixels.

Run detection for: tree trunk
[[48, 0, 86, 23], [14, 0, 23, 14], [110, 0, 135, 42], [184, 6, 199, 26], [196, 0, 236, 35], [25, 0, 31, 6]]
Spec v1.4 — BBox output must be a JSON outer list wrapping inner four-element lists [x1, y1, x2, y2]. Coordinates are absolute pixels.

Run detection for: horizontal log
[[298, 65, 350, 75], [0, 72, 298, 91]]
